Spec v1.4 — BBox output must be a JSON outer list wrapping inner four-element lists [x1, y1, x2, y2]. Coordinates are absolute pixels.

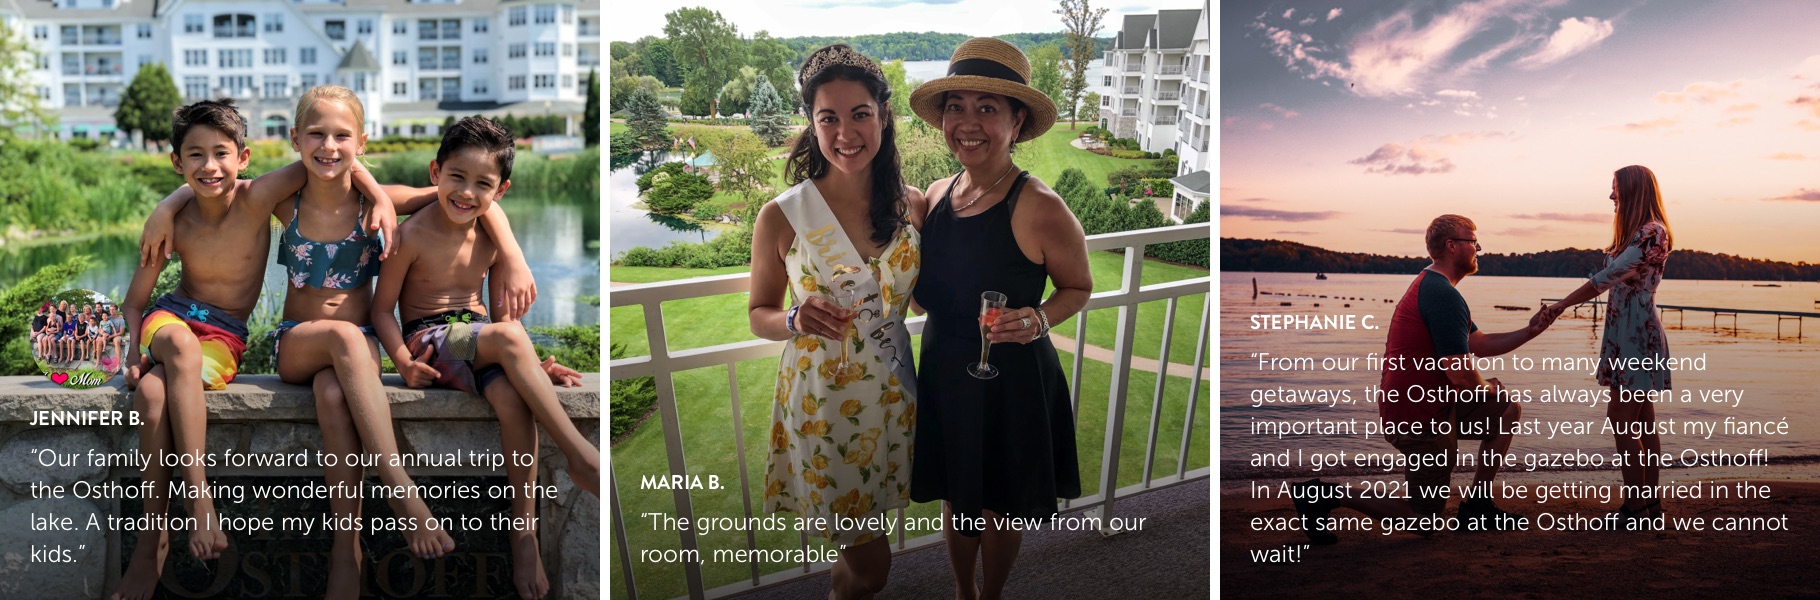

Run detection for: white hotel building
[[9, 0, 600, 141], [1098, 2, 1210, 222]]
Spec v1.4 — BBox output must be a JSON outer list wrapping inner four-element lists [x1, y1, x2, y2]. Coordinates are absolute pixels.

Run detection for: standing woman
[[749, 45, 925, 600], [908, 38, 1091, 600], [1540, 165, 1673, 524]]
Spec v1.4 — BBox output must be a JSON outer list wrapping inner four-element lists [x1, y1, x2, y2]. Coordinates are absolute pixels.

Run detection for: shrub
[[532, 325, 600, 373], [636, 162, 688, 193], [609, 343, 657, 441], [1148, 199, 1210, 268], [644, 169, 714, 214], [69, 138, 102, 152]]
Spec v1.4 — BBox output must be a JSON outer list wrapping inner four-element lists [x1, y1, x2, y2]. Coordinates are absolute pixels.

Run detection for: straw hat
[[911, 38, 1058, 142]]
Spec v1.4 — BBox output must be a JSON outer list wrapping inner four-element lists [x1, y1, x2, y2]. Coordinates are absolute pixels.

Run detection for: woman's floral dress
[[763, 221, 920, 547], [1590, 221, 1672, 391]]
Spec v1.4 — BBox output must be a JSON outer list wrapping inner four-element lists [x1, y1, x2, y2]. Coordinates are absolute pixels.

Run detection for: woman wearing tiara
[[748, 44, 925, 600]]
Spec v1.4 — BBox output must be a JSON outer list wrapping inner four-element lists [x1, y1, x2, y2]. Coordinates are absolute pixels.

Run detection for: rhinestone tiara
[[798, 45, 885, 89]]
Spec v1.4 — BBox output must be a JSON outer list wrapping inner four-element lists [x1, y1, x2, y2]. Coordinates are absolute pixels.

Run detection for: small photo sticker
[[30, 289, 124, 389]]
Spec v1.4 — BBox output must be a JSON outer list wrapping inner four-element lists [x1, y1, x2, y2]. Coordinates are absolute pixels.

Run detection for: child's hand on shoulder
[[541, 356, 581, 388], [366, 199, 399, 261], [397, 358, 441, 388]]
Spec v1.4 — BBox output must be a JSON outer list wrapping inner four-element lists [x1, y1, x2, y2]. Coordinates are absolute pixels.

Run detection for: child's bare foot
[[324, 534, 364, 599], [186, 497, 229, 560], [109, 534, 169, 600], [392, 496, 455, 559], [509, 531, 550, 599], [571, 451, 600, 497]]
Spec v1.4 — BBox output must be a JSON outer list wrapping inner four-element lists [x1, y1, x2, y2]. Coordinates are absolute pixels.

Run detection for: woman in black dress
[[907, 38, 1093, 600]]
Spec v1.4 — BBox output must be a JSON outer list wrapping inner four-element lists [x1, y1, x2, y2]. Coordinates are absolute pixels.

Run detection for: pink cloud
[[1769, 152, 1810, 160], [1508, 212, 1608, 223], [1766, 188, 1820, 202], [1656, 80, 1743, 104]]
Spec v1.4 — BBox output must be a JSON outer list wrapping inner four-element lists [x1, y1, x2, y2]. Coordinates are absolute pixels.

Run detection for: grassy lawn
[[608, 346, 1210, 599], [1017, 127, 1149, 190], [1051, 251, 1211, 368]]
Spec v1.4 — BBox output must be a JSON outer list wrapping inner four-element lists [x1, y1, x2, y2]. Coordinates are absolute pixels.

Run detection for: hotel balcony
[[609, 225, 1212, 599], [1121, 86, 1140, 95], [1157, 65, 1184, 77], [1155, 91, 1181, 103], [1151, 115, 1178, 126]]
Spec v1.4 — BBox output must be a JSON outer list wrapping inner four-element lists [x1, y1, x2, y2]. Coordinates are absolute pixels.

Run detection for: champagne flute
[[968, 291, 1007, 379], [833, 286, 858, 379]]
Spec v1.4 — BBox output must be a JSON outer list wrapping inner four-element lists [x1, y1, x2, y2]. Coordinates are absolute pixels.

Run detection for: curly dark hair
[[785, 51, 905, 247]]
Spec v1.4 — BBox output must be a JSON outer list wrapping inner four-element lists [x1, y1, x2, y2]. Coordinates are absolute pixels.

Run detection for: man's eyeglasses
[[1450, 238, 1482, 251]]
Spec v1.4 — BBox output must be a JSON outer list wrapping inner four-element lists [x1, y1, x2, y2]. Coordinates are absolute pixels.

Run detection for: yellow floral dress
[[762, 182, 920, 547]]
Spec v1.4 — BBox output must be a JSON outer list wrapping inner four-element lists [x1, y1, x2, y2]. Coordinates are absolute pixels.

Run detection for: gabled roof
[[1154, 9, 1200, 49], [1116, 14, 1154, 50], [335, 39, 380, 71], [1169, 169, 1209, 195]]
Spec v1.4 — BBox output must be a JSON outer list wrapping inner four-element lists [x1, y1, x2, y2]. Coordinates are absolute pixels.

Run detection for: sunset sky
[[1222, 0, 1820, 263]]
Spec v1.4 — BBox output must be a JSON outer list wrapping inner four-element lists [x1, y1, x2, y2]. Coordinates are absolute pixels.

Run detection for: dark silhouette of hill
[[1222, 238, 1820, 281]]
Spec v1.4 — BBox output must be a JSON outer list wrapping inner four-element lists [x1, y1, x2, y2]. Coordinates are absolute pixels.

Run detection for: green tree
[[748, 74, 792, 146], [624, 87, 670, 148], [679, 74, 717, 117], [711, 132, 773, 205], [0, 23, 54, 137], [1029, 44, 1065, 118], [114, 63, 183, 149], [1056, 0, 1108, 129], [583, 69, 600, 146], [663, 8, 745, 117], [1081, 91, 1102, 125], [718, 66, 760, 116], [899, 122, 962, 190], [610, 41, 636, 64], [610, 69, 632, 112], [747, 31, 800, 113], [635, 37, 682, 87], [879, 59, 913, 122]]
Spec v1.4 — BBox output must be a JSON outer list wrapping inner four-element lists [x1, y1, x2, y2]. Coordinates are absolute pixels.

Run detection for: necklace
[[954, 164, 1016, 213]]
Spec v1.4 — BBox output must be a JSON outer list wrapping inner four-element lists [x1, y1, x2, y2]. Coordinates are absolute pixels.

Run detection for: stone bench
[[0, 374, 600, 600]]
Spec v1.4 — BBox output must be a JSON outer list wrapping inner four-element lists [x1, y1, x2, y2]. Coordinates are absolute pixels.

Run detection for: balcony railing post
[[1177, 296, 1209, 476], [1095, 244, 1145, 535], [1141, 296, 1178, 486], [610, 465, 639, 599], [640, 300, 708, 598]]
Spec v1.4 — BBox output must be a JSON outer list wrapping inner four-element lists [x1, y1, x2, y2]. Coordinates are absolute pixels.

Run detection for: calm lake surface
[[607, 149, 726, 260], [1221, 271, 1820, 478], [1, 194, 598, 328]]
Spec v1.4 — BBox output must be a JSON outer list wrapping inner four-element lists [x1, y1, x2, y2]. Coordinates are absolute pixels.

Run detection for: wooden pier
[[1541, 299, 1820, 340]]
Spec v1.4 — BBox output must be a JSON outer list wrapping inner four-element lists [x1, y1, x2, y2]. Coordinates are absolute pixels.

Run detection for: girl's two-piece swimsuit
[[270, 193, 384, 364]]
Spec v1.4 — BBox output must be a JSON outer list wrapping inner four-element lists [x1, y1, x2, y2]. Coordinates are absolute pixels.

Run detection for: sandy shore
[[1221, 470, 1819, 598]]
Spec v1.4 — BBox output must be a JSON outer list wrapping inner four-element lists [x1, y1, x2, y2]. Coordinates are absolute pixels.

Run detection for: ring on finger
[[1020, 317, 1031, 329]]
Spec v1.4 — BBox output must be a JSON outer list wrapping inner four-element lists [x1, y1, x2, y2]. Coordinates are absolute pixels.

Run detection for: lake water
[[1221, 271, 1820, 478], [0, 194, 599, 328], [607, 149, 725, 260], [904, 59, 1108, 95]]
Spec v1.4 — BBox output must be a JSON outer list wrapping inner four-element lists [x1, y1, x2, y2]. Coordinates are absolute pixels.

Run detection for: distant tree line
[[1222, 239, 1820, 282], [777, 32, 1112, 63]]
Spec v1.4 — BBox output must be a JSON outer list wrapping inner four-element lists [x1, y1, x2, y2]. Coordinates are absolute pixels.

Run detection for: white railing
[[609, 224, 1212, 599], [1156, 91, 1180, 102], [1159, 65, 1183, 75]]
